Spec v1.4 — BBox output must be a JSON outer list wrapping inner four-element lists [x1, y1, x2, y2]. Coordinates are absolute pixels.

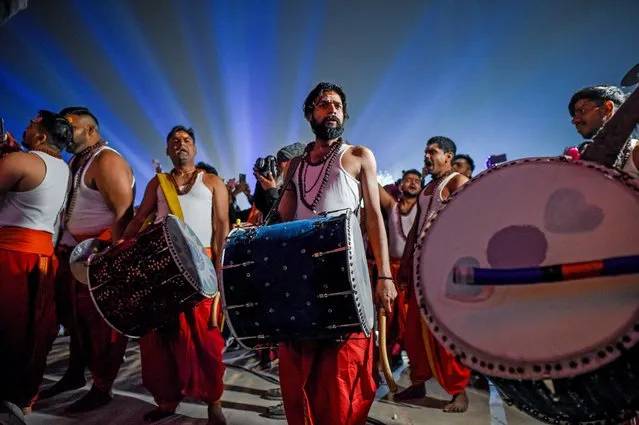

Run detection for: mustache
[[322, 116, 340, 125], [424, 159, 433, 168]]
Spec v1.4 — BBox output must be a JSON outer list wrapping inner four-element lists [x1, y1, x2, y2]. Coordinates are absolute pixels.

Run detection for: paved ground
[[22, 336, 546, 425]]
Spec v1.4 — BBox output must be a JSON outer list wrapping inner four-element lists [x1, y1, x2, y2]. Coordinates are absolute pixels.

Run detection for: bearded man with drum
[[0, 111, 71, 419], [40, 107, 134, 412], [277, 82, 397, 425], [569, 85, 639, 177], [122, 125, 229, 425], [396, 136, 472, 412], [378, 169, 422, 363]]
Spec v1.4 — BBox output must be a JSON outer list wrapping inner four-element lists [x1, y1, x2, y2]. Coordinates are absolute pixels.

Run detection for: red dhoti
[[140, 248, 225, 410], [279, 334, 377, 425], [385, 259, 408, 357], [404, 284, 470, 395], [54, 229, 127, 392], [0, 227, 59, 408]]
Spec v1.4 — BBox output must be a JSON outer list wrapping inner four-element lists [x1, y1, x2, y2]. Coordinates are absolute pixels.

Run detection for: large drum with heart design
[[415, 157, 639, 425]]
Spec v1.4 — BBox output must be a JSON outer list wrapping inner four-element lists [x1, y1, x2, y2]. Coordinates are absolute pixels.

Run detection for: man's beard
[[311, 117, 344, 141], [401, 189, 419, 198]]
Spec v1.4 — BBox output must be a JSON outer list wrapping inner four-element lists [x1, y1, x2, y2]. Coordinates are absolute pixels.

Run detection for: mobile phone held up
[[239, 173, 247, 184]]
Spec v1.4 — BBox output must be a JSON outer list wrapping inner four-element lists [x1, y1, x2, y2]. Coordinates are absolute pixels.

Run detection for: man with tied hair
[[452, 154, 475, 178], [40, 107, 134, 412], [0, 111, 72, 420], [378, 169, 423, 364], [397, 136, 471, 413], [277, 82, 397, 425], [122, 125, 229, 425], [568, 85, 639, 177]]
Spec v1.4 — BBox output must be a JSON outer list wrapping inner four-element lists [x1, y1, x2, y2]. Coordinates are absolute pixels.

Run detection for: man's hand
[[254, 171, 277, 190], [375, 278, 398, 315]]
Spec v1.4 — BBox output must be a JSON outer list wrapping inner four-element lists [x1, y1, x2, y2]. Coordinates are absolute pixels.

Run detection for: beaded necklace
[[298, 139, 343, 213], [614, 138, 635, 170], [396, 201, 417, 241], [168, 167, 201, 195], [64, 140, 108, 226], [418, 169, 455, 235]]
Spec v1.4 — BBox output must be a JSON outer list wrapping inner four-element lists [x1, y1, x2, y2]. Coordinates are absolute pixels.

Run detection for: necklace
[[396, 201, 416, 241], [298, 139, 343, 212], [418, 169, 455, 235], [169, 167, 201, 195], [65, 140, 108, 226], [614, 138, 634, 170]]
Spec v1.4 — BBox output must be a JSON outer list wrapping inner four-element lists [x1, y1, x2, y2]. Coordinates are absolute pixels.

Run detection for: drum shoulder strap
[[156, 173, 185, 221], [263, 155, 303, 225]]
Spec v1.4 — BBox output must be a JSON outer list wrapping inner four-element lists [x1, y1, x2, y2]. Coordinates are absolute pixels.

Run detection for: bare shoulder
[[94, 148, 132, 172], [1, 151, 41, 170], [447, 173, 469, 193], [348, 145, 375, 160], [202, 172, 225, 191]]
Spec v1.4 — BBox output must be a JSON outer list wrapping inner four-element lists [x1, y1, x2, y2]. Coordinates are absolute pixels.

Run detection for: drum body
[[88, 215, 218, 338], [220, 212, 373, 349], [415, 157, 639, 424]]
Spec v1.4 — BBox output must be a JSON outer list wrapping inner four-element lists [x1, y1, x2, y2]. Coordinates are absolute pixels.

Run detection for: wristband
[[377, 276, 393, 280]]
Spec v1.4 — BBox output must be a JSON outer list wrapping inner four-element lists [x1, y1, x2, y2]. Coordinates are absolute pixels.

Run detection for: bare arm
[[355, 146, 397, 314], [444, 174, 470, 198], [93, 151, 135, 243], [378, 183, 396, 215], [121, 177, 159, 240], [0, 153, 25, 197], [207, 174, 230, 270]]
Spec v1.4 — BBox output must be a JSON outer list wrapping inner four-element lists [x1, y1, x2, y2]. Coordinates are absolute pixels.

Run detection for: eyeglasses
[[572, 103, 601, 118]]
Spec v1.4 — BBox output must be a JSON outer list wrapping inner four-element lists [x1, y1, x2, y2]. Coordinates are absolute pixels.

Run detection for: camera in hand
[[253, 155, 279, 178]]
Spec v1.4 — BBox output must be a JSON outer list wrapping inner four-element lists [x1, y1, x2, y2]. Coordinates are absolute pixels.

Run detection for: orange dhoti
[[54, 229, 127, 392], [0, 227, 59, 408], [140, 248, 225, 410], [404, 284, 470, 395], [279, 334, 377, 425]]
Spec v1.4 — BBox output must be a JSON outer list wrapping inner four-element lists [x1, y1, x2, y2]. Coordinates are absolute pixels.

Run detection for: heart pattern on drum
[[544, 187, 604, 233], [486, 225, 548, 268]]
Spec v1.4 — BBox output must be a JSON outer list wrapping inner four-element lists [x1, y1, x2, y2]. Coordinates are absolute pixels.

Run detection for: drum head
[[70, 238, 109, 284], [415, 157, 639, 379], [165, 215, 218, 297]]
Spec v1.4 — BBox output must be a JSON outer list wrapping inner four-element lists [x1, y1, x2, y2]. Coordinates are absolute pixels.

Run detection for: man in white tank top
[[40, 107, 134, 413], [396, 136, 472, 412], [378, 169, 422, 364], [122, 126, 229, 425], [0, 111, 72, 420], [568, 85, 639, 178], [277, 82, 397, 425]]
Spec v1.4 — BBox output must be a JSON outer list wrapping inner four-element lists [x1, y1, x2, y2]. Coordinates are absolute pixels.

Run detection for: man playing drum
[[276, 82, 397, 425], [122, 125, 229, 425], [0, 111, 72, 420], [569, 85, 639, 178], [396, 136, 472, 412], [41, 107, 134, 412]]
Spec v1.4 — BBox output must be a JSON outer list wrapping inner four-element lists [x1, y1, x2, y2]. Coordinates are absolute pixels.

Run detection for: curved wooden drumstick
[[211, 293, 221, 328], [378, 308, 398, 393]]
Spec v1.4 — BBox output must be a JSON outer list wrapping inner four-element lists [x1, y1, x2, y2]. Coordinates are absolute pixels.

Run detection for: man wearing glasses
[[568, 85, 639, 177]]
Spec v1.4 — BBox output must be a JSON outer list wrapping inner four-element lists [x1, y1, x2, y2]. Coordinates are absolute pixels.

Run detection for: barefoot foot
[[443, 391, 469, 413]]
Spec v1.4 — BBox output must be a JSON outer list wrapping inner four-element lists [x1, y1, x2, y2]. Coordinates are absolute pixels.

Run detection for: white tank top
[[388, 202, 417, 259], [294, 143, 361, 220], [621, 139, 639, 179], [60, 146, 133, 245], [417, 172, 459, 233], [156, 172, 213, 248], [0, 151, 71, 234]]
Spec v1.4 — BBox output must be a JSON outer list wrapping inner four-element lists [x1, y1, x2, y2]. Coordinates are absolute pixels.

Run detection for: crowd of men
[[0, 81, 637, 425]]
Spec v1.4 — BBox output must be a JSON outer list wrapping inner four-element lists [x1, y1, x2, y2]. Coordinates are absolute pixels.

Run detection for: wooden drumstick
[[211, 293, 220, 328], [378, 308, 398, 393]]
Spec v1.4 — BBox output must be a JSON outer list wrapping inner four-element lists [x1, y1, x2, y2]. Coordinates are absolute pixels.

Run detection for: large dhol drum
[[220, 211, 373, 349], [87, 215, 218, 337], [415, 157, 639, 425]]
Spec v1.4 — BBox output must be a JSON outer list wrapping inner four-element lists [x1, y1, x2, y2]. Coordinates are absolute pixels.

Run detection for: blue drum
[[220, 211, 374, 349]]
